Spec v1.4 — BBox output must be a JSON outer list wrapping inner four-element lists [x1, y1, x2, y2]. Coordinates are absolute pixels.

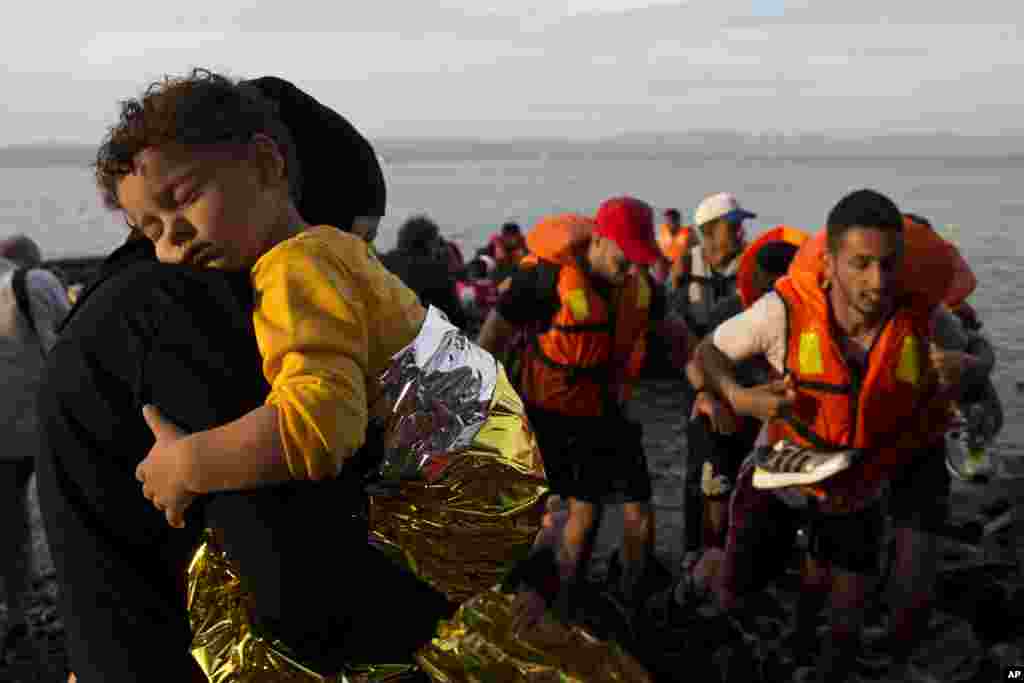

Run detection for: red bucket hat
[[594, 196, 660, 266]]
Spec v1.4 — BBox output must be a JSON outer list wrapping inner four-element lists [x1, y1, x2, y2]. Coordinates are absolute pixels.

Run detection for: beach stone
[[6, 377, 1024, 683]]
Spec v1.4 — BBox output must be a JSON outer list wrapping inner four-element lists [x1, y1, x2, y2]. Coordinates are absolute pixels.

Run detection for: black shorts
[[720, 462, 884, 597], [526, 405, 652, 504], [886, 441, 950, 534]]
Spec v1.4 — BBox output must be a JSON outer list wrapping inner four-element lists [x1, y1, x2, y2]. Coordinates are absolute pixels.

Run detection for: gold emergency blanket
[[367, 306, 547, 603], [367, 363, 548, 604], [415, 588, 654, 683], [187, 307, 548, 681], [187, 529, 420, 683]]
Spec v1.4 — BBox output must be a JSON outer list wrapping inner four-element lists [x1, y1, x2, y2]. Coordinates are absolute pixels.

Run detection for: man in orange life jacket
[[482, 221, 528, 274], [666, 192, 755, 569], [667, 190, 996, 681], [652, 208, 691, 283], [478, 197, 691, 621], [667, 192, 752, 326]]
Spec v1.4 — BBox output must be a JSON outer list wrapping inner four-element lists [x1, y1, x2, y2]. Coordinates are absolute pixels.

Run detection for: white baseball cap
[[694, 192, 757, 227]]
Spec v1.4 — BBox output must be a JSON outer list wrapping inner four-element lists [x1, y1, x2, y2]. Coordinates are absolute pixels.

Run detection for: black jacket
[[37, 240, 452, 680], [36, 239, 267, 681], [379, 248, 467, 329]]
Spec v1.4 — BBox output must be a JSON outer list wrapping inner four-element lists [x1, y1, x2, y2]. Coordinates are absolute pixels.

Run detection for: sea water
[[0, 151, 1020, 451]]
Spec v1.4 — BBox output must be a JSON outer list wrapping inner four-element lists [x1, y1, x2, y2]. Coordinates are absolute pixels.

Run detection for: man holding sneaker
[[671, 189, 998, 681]]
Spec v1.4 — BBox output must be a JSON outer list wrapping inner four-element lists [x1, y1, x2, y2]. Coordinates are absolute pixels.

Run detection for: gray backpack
[[11, 267, 44, 357]]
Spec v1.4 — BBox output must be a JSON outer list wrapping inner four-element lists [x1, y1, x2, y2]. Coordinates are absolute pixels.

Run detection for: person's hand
[[691, 391, 738, 435], [794, 485, 826, 502], [510, 588, 549, 633], [929, 343, 976, 394], [735, 374, 797, 423], [136, 405, 198, 529], [790, 479, 870, 514]]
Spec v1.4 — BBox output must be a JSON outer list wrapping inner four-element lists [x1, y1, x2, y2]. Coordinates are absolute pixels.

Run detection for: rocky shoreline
[[4, 379, 1022, 682]]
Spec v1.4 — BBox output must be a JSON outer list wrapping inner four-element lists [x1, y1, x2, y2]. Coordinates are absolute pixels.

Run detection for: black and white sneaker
[[752, 440, 859, 489]]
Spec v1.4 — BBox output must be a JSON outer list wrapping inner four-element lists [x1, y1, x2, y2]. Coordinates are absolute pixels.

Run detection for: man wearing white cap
[[667, 192, 755, 571], [668, 192, 754, 336]]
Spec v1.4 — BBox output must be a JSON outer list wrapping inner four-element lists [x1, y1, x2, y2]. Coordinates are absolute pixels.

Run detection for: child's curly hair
[[95, 68, 301, 212]]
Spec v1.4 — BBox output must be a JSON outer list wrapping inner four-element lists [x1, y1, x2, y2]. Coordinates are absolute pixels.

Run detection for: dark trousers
[[682, 387, 703, 556], [204, 473, 457, 673], [684, 410, 761, 555], [684, 444, 705, 555]]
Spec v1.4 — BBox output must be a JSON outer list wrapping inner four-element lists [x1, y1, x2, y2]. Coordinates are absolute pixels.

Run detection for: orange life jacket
[[736, 225, 810, 310], [765, 229, 955, 506], [657, 223, 692, 263], [901, 215, 977, 309], [517, 214, 651, 417], [620, 335, 647, 404]]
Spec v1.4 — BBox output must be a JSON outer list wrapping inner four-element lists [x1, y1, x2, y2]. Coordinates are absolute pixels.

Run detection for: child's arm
[[139, 233, 413, 526], [137, 403, 293, 528], [183, 404, 292, 492], [248, 234, 377, 481]]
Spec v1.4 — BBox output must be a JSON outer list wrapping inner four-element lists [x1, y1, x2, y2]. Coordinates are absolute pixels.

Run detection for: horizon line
[[7, 128, 1024, 149]]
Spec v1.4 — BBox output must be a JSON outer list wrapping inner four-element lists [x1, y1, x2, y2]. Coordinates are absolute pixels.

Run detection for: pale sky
[[2, 0, 1021, 145]]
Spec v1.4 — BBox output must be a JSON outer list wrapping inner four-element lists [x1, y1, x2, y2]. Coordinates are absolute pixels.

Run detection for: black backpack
[[500, 261, 561, 389]]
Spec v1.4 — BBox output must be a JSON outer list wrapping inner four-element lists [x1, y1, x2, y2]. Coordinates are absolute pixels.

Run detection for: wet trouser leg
[[816, 569, 868, 683], [884, 443, 949, 673], [792, 554, 830, 664], [683, 416, 706, 558], [203, 475, 456, 674], [805, 503, 882, 683], [886, 526, 939, 671]]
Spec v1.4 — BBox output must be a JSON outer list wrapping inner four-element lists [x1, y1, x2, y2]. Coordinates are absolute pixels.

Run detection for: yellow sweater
[[251, 226, 425, 480]]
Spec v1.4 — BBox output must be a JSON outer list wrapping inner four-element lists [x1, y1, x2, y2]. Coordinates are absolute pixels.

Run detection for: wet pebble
[[4, 377, 1023, 683]]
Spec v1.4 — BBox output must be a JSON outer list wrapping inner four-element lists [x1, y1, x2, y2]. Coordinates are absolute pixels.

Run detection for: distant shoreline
[[5, 133, 1024, 167]]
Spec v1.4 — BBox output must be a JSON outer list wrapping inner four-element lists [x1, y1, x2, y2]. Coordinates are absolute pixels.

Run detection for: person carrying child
[[85, 68, 468, 678]]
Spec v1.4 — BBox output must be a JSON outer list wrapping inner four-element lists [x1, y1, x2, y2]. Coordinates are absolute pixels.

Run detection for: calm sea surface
[[0, 154, 1020, 449]]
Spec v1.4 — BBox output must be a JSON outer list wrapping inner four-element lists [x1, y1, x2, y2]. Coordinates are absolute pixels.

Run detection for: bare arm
[[686, 357, 705, 390], [695, 338, 742, 404], [183, 404, 293, 494], [477, 308, 518, 355], [138, 402, 294, 528], [695, 337, 795, 422]]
